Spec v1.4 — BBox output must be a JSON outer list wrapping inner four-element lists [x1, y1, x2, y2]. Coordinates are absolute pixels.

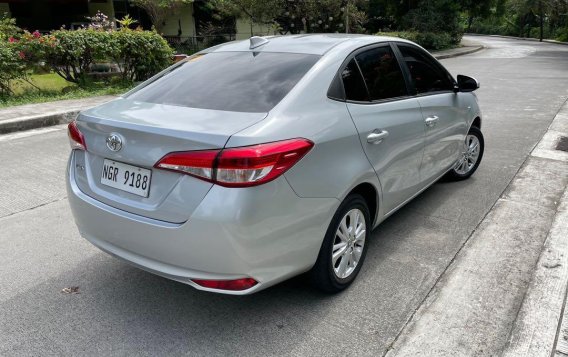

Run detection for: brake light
[[154, 150, 218, 182], [192, 278, 258, 291], [155, 138, 313, 187], [68, 121, 87, 150]]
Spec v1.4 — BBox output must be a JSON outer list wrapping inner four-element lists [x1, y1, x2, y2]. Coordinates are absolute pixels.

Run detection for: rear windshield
[[127, 52, 321, 113]]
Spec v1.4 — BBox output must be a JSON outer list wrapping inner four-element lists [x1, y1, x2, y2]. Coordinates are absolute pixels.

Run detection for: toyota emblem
[[106, 134, 123, 152]]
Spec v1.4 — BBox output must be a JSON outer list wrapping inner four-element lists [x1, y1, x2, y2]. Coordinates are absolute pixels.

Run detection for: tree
[[213, 0, 368, 36], [130, 0, 193, 33], [275, 0, 367, 34], [212, 0, 282, 36], [460, 0, 505, 31], [404, 0, 463, 42]]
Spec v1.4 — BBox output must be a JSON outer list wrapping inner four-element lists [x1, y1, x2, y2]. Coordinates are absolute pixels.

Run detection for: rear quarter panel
[[225, 44, 381, 208]]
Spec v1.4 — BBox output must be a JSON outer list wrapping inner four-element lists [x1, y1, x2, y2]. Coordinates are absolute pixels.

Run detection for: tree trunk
[[467, 15, 474, 32], [539, 0, 544, 42], [345, 2, 349, 34]]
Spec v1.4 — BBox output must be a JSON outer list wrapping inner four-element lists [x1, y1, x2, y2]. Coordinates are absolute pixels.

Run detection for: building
[[0, 0, 275, 40]]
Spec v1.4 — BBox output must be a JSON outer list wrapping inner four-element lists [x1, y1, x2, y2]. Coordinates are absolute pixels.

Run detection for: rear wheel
[[311, 194, 370, 293], [445, 126, 484, 181]]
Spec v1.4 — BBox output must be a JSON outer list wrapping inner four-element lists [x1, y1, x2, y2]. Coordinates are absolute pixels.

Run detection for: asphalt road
[[1, 36, 568, 356]]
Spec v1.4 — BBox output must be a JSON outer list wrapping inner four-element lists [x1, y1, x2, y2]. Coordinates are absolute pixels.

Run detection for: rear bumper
[[66, 153, 339, 294]]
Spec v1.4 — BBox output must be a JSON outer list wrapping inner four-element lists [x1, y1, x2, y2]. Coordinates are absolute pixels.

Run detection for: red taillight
[[192, 278, 258, 291], [154, 150, 218, 182], [154, 138, 313, 187], [68, 121, 87, 150]]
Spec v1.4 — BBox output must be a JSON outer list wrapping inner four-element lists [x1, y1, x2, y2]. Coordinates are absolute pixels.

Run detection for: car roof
[[205, 34, 412, 56]]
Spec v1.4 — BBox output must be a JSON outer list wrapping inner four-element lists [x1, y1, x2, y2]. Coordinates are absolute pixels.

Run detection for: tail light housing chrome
[[68, 121, 87, 150], [155, 138, 314, 187]]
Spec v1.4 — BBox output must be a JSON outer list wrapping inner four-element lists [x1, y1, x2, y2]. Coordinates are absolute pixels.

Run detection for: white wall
[[161, 3, 196, 37], [235, 18, 276, 40]]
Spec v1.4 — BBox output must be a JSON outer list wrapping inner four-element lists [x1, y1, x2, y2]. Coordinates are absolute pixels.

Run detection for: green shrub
[[556, 28, 568, 42], [377, 31, 454, 50], [42, 29, 113, 85], [13, 30, 49, 64], [402, 0, 463, 46], [110, 29, 174, 82], [0, 13, 21, 41], [0, 41, 27, 95], [5, 24, 173, 92], [20, 28, 173, 85]]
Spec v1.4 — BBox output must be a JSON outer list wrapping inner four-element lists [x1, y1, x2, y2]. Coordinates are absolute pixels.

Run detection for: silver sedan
[[66, 34, 484, 295]]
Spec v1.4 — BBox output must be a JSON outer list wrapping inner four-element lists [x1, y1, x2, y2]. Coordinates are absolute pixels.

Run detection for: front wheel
[[445, 126, 484, 181], [310, 194, 370, 293]]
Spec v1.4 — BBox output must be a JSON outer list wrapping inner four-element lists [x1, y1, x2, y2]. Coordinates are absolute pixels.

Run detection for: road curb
[[0, 110, 80, 135], [386, 100, 568, 356], [502, 101, 568, 357], [466, 33, 568, 46], [0, 96, 116, 135], [433, 45, 485, 60]]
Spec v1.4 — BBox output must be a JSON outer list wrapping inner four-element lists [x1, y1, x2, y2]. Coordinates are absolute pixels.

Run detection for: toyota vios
[[67, 34, 484, 295]]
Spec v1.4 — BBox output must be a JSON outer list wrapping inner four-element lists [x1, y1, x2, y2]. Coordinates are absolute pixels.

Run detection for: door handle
[[367, 130, 389, 144], [425, 116, 439, 127]]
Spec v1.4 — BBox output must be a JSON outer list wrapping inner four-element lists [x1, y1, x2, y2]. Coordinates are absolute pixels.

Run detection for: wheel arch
[[346, 182, 379, 227], [471, 116, 482, 130]]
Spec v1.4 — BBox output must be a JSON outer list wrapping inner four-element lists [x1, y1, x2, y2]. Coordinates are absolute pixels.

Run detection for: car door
[[341, 44, 426, 214], [394, 43, 470, 184]]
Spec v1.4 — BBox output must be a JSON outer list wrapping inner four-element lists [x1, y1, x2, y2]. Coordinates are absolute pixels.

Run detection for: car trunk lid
[[72, 98, 267, 223]]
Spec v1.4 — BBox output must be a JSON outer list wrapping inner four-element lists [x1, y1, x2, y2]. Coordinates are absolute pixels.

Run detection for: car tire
[[445, 126, 484, 181], [310, 194, 371, 293]]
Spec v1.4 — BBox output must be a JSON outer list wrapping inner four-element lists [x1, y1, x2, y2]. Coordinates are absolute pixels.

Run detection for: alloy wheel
[[332, 208, 366, 279], [454, 134, 481, 175]]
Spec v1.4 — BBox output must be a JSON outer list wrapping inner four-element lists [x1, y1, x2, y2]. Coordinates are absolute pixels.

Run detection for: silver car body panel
[[67, 34, 482, 294], [346, 98, 425, 214], [418, 93, 471, 182], [74, 100, 267, 223], [67, 153, 340, 294]]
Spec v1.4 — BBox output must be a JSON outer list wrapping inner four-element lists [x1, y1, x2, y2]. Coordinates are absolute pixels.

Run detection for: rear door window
[[354, 46, 408, 101], [127, 52, 321, 113], [396, 44, 455, 94]]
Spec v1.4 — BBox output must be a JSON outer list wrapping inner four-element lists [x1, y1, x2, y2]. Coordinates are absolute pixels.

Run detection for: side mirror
[[456, 75, 480, 92]]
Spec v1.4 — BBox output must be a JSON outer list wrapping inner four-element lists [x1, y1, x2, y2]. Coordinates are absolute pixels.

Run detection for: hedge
[[0, 41, 26, 94], [109, 29, 173, 82], [11, 28, 174, 86], [377, 31, 455, 51]]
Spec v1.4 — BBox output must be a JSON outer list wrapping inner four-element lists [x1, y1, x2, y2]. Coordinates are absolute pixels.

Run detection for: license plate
[[101, 159, 152, 198]]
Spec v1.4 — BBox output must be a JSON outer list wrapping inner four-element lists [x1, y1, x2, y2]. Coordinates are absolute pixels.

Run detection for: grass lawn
[[11, 73, 71, 94], [1, 73, 133, 108]]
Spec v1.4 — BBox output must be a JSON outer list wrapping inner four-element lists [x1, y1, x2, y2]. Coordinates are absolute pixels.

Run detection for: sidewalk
[[387, 102, 568, 356], [0, 95, 116, 134], [0, 39, 483, 136]]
